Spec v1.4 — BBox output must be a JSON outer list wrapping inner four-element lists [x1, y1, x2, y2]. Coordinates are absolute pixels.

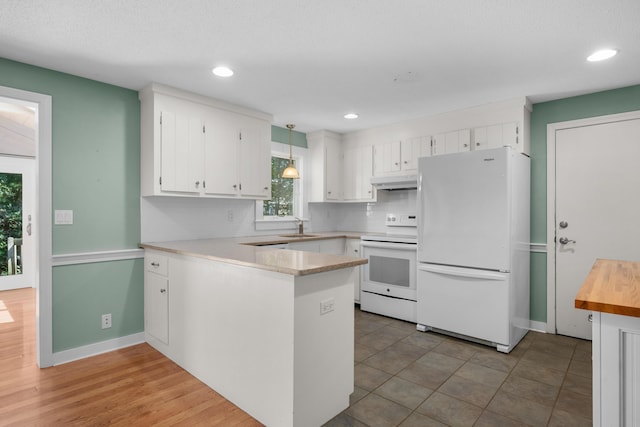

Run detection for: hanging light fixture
[[282, 124, 300, 179]]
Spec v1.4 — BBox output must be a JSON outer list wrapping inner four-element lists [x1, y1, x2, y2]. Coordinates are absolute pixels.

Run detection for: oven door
[[360, 240, 417, 301]]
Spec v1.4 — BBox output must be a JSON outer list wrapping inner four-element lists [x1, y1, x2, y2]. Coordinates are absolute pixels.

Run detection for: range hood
[[370, 174, 418, 190]]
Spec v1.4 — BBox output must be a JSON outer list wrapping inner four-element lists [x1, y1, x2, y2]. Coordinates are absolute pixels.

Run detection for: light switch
[[55, 209, 73, 225]]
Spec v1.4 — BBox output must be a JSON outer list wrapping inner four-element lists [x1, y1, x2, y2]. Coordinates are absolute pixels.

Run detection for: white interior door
[[554, 116, 640, 339], [0, 156, 35, 291]]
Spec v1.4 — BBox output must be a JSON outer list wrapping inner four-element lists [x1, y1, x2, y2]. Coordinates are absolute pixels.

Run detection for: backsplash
[[140, 189, 417, 242], [308, 190, 417, 233]]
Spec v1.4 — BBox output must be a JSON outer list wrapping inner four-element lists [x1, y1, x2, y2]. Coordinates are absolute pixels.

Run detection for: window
[[255, 145, 304, 226], [263, 156, 296, 217]]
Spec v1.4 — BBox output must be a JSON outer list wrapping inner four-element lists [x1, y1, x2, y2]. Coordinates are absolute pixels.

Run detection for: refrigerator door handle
[[360, 241, 417, 251], [418, 264, 507, 281]]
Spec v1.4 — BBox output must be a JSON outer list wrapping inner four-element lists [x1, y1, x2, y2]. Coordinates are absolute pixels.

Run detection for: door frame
[[546, 110, 640, 334], [0, 156, 35, 291], [0, 86, 53, 367]]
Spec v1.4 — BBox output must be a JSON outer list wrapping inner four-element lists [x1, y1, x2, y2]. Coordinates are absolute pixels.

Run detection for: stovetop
[[361, 213, 417, 244]]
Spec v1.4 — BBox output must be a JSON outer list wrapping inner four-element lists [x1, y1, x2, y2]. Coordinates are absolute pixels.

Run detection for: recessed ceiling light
[[344, 113, 359, 119], [587, 49, 618, 62], [212, 66, 234, 77]]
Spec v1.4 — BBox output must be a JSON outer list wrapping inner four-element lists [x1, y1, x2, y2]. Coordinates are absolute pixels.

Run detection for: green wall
[[52, 259, 144, 352], [0, 57, 144, 351], [272, 125, 307, 148], [529, 84, 640, 322]]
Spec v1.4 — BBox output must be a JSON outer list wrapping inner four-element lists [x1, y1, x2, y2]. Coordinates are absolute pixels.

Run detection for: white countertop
[[140, 232, 368, 276]]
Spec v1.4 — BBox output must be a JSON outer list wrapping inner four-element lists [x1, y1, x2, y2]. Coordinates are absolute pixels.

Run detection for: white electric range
[[360, 214, 418, 322]]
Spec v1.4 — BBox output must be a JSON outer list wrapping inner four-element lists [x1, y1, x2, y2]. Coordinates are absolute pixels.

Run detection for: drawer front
[[145, 252, 168, 276]]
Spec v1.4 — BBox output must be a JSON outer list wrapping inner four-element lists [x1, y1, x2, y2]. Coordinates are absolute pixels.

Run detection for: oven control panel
[[385, 213, 417, 227]]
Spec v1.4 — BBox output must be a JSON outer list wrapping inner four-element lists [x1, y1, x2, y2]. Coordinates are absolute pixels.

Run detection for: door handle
[[559, 237, 576, 244]]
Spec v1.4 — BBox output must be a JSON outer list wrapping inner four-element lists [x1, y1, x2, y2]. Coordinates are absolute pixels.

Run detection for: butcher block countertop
[[575, 258, 640, 318], [140, 232, 368, 277]]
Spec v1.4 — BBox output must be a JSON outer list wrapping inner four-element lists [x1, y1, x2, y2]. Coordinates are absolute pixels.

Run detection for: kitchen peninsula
[[140, 234, 367, 427], [575, 258, 640, 427]]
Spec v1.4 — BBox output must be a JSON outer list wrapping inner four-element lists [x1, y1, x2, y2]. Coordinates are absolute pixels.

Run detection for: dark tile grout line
[[324, 307, 592, 427]]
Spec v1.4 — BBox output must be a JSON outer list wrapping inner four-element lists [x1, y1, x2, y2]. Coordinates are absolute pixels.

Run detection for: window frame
[[255, 142, 307, 229]]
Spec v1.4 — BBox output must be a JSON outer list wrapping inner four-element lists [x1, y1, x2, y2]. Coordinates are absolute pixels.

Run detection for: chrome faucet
[[295, 217, 304, 235]]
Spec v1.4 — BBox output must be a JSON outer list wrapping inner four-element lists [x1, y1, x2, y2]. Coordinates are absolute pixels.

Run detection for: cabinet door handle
[[233, 184, 237, 189], [476, 142, 481, 146], [160, 288, 166, 294], [354, 249, 358, 253], [195, 181, 200, 188], [150, 262, 160, 267], [264, 186, 269, 190]]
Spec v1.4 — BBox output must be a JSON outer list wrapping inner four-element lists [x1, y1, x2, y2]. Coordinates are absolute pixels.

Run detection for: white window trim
[[255, 141, 309, 231]]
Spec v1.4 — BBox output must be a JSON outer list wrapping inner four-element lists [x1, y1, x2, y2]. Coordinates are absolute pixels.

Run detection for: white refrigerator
[[416, 146, 530, 353]]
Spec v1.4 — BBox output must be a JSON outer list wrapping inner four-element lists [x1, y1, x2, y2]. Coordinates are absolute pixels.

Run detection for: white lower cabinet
[[288, 238, 345, 255], [143, 249, 355, 427], [144, 253, 169, 344], [592, 311, 640, 426]]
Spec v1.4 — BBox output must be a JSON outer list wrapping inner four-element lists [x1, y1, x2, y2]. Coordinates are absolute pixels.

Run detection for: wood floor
[[0, 287, 262, 426]]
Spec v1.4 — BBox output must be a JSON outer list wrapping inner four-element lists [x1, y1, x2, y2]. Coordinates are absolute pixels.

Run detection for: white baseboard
[[52, 332, 145, 366], [529, 320, 547, 333]]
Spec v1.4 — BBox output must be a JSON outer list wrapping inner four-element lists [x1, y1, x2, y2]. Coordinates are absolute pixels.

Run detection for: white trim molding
[[546, 110, 640, 335], [52, 332, 145, 366], [52, 248, 145, 266], [1, 85, 53, 368], [530, 243, 547, 253], [529, 320, 547, 333]]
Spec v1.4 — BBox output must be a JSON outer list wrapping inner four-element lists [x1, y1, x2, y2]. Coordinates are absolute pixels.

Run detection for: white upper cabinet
[[432, 129, 471, 156], [373, 136, 432, 176], [308, 131, 375, 203], [473, 122, 521, 152], [156, 98, 206, 194], [374, 141, 400, 174], [203, 109, 240, 196], [343, 145, 375, 202], [204, 111, 271, 198], [308, 130, 343, 202], [140, 83, 272, 199], [325, 137, 343, 201], [237, 116, 271, 198]]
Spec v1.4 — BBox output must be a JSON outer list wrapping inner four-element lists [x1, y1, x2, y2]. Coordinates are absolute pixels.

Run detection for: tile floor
[[324, 307, 592, 427]]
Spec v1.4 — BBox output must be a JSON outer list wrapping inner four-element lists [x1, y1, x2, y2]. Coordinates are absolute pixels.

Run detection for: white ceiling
[[1, 0, 639, 133]]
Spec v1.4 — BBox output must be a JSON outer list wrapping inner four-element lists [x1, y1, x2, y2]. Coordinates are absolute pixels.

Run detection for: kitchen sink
[[278, 233, 320, 238]]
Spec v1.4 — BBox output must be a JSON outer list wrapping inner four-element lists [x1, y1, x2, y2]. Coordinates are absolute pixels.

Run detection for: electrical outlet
[[320, 298, 335, 315], [101, 313, 112, 329]]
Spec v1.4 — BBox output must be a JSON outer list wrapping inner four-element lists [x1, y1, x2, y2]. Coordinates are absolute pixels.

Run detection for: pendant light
[[282, 124, 300, 179]]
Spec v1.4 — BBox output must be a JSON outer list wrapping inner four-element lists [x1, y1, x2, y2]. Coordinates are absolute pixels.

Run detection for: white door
[[0, 156, 35, 291], [554, 116, 640, 339]]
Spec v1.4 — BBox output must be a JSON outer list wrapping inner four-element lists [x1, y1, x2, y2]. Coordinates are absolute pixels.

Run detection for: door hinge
[[239, 183, 242, 191], [203, 180, 206, 189], [239, 131, 242, 141], [159, 113, 162, 125], [203, 125, 205, 133], [159, 176, 162, 185]]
